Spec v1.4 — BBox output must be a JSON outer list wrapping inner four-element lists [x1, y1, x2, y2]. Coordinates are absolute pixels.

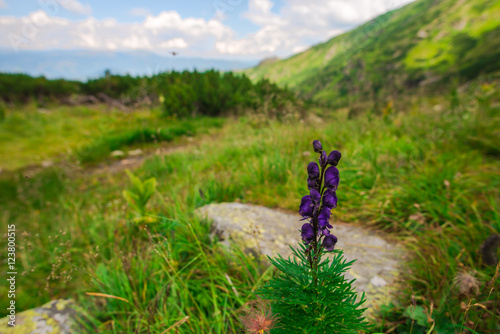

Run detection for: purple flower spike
[[322, 234, 338, 251], [322, 189, 338, 209], [301, 223, 315, 245], [299, 195, 314, 218], [324, 167, 339, 191], [327, 150, 342, 166], [307, 162, 320, 180], [313, 140, 323, 153]]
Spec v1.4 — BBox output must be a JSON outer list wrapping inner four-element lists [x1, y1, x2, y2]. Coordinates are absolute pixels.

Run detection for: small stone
[[111, 150, 125, 157], [128, 149, 143, 156], [417, 29, 428, 38], [41, 160, 54, 168], [370, 276, 387, 287]]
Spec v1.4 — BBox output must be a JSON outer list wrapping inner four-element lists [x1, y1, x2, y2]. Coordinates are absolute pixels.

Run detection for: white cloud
[[56, 0, 91, 16], [129, 8, 150, 17], [0, 9, 235, 54], [159, 38, 188, 49], [0, 0, 415, 57], [215, 0, 415, 57], [0, 0, 7, 9]]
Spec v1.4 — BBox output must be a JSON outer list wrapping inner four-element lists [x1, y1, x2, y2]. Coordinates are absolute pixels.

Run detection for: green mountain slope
[[246, 0, 500, 106]]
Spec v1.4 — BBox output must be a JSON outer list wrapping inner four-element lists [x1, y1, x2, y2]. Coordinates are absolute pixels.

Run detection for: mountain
[[246, 0, 500, 106], [0, 50, 257, 81]]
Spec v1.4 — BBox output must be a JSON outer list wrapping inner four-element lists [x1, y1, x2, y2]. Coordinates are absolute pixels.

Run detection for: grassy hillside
[[246, 0, 500, 107]]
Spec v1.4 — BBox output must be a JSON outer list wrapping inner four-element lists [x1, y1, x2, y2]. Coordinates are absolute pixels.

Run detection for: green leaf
[[403, 305, 428, 327]]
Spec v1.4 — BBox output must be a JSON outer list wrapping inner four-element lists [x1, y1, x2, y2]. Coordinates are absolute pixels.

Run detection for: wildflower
[[313, 140, 323, 153], [319, 151, 327, 167], [327, 150, 342, 166], [453, 271, 481, 296], [239, 298, 279, 334], [301, 223, 315, 245], [318, 207, 332, 230], [299, 195, 313, 218], [322, 235, 338, 251], [310, 189, 321, 208], [324, 166, 339, 191], [307, 178, 316, 190], [322, 189, 337, 209], [307, 162, 320, 180], [298, 140, 341, 253]]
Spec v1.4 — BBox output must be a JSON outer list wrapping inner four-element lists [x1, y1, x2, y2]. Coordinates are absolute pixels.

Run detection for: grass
[[0, 78, 499, 332], [0, 103, 224, 171]]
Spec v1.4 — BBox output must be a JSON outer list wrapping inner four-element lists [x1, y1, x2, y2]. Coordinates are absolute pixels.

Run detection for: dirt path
[[9, 130, 223, 180]]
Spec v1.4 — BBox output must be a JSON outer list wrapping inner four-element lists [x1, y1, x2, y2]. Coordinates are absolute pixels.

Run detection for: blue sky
[[0, 0, 414, 60]]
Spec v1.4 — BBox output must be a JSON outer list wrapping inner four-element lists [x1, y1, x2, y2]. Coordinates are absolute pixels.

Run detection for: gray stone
[[128, 149, 143, 157], [0, 299, 79, 334], [110, 150, 125, 157], [196, 202, 405, 317]]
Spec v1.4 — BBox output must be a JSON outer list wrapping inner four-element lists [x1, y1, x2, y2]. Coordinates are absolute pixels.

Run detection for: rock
[[370, 275, 388, 288], [417, 29, 428, 38], [41, 160, 54, 168], [195, 202, 405, 316], [110, 150, 125, 157], [128, 149, 143, 157], [0, 299, 78, 333]]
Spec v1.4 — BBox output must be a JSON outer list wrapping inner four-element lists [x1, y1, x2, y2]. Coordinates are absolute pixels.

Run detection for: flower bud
[[307, 162, 320, 180], [319, 151, 327, 166], [312, 140, 323, 153], [307, 178, 316, 190], [327, 150, 342, 166], [322, 234, 338, 251], [324, 167, 339, 191], [299, 195, 314, 218], [310, 189, 321, 207], [322, 189, 337, 209], [301, 223, 315, 245]]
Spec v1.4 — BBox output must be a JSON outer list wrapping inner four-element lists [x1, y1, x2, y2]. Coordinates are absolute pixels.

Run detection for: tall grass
[[0, 80, 498, 332]]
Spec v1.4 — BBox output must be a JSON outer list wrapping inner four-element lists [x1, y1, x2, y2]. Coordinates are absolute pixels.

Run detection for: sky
[[0, 0, 415, 60]]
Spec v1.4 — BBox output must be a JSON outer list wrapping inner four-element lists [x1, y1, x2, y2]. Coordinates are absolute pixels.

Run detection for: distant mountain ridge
[[0, 50, 257, 81], [246, 0, 500, 106]]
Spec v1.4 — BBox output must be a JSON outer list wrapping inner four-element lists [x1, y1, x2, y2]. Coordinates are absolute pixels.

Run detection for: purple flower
[[322, 189, 337, 209], [322, 234, 338, 251], [301, 223, 315, 245], [318, 207, 332, 230], [299, 195, 314, 218], [307, 162, 320, 180], [324, 167, 339, 191], [310, 189, 321, 207], [313, 140, 323, 153], [319, 151, 327, 167], [307, 178, 316, 190], [327, 150, 342, 166]]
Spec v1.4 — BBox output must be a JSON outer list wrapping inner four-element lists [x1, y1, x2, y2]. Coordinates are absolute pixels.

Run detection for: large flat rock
[[196, 202, 405, 316]]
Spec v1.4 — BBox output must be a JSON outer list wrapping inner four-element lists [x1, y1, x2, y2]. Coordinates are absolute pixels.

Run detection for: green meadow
[[0, 75, 499, 332]]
